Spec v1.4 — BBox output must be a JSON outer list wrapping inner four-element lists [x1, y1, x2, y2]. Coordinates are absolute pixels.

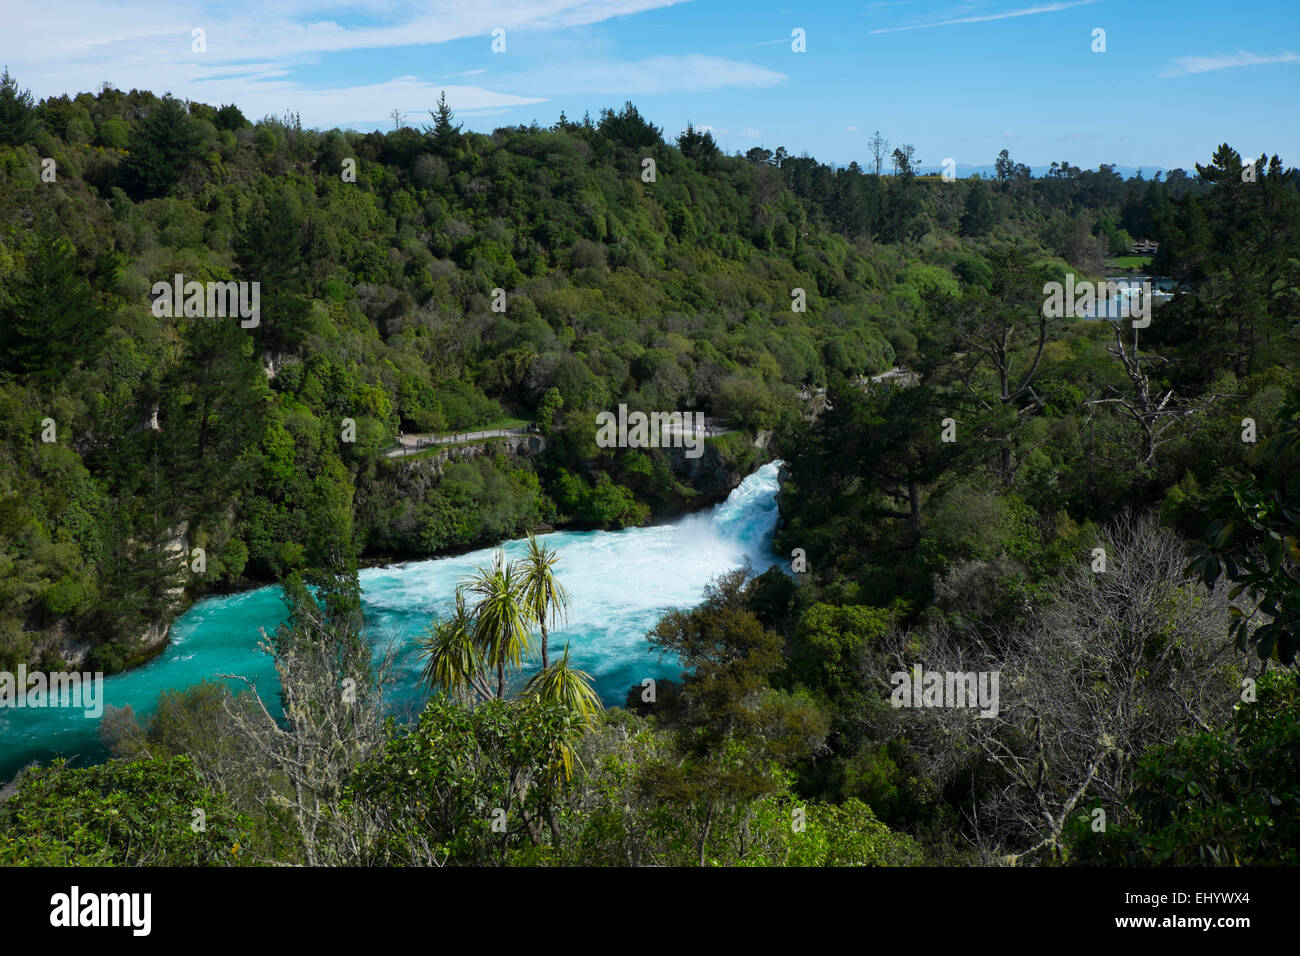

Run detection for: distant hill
[[916, 163, 1172, 180]]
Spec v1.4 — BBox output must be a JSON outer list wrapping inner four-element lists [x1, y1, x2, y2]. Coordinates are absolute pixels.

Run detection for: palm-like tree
[[461, 549, 536, 698], [525, 643, 603, 784], [418, 592, 491, 702], [524, 643, 602, 724], [520, 532, 572, 669]]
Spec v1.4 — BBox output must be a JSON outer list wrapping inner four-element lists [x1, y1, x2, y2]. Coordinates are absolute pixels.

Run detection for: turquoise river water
[[0, 461, 784, 783]]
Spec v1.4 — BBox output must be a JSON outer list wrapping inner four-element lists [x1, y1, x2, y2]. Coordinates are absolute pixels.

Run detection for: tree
[[677, 121, 720, 168], [159, 304, 269, 510], [891, 144, 917, 177], [214, 103, 249, 130], [0, 756, 252, 866], [537, 387, 563, 435], [944, 250, 1053, 484], [905, 514, 1242, 863], [461, 549, 537, 698], [1083, 320, 1206, 468], [124, 95, 207, 198], [0, 232, 109, 379], [1157, 144, 1300, 379], [868, 130, 889, 176], [218, 572, 392, 865], [641, 567, 829, 865], [520, 531, 571, 669], [881, 146, 923, 241], [419, 591, 491, 702], [959, 177, 995, 237], [994, 148, 1012, 184], [1187, 386, 1300, 664], [236, 180, 316, 354], [425, 91, 461, 152], [524, 644, 601, 727], [597, 101, 662, 150], [0, 67, 37, 145], [350, 696, 578, 863], [1068, 671, 1300, 865]]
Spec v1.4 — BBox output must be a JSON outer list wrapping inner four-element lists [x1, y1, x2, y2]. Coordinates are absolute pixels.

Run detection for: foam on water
[[0, 461, 784, 782]]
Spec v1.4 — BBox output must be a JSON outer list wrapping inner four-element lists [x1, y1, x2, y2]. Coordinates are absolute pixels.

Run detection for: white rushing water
[[1, 461, 785, 780]]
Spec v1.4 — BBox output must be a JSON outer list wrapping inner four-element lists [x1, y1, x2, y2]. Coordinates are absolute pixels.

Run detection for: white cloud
[[511, 54, 785, 94], [6, 0, 694, 121], [1161, 49, 1300, 77], [846, 125, 861, 132], [869, 0, 1102, 35]]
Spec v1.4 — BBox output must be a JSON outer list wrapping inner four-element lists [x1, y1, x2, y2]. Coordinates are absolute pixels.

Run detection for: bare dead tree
[[878, 514, 1245, 864], [868, 130, 889, 176], [1083, 321, 1207, 466], [217, 600, 399, 866]]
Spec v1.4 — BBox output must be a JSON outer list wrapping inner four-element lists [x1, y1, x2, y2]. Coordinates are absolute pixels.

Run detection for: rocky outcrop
[[128, 619, 171, 665], [668, 428, 778, 506], [389, 433, 546, 482], [30, 522, 187, 671], [29, 621, 92, 670]]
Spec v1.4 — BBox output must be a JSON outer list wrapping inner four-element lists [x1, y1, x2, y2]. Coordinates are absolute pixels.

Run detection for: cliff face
[[382, 429, 777, 509], [667, 441, 738, 504], [28, 522, 186, 672], [392, 434, 547, 484], [28, 599, 171, 674], [668, 429, 778, 506]]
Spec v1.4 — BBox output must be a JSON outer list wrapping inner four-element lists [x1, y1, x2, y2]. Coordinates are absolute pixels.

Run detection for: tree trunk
[[540, 622, 549, 670], [908, 478, 921, 546], [698, 805, 714, 867]]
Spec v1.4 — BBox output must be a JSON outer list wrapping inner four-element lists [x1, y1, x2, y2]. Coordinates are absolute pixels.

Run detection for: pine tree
[[0, 67, 37, 145], [1, 233, 108, 378], [124, 95, 206, 198], [959, 177, 995, 237], [425, 91, 462, 152]]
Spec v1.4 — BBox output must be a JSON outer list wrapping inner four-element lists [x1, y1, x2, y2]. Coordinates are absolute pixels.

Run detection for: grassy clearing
[[1104, 256, 1153, 270], [477, 416, 533, 431]]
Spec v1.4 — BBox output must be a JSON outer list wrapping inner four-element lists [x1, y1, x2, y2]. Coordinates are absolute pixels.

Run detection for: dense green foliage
[[1065, 670, 1299, 865], [0, 755, 251, 865], [1, 73, 1297, 867], [764, 143, 1300, 865]]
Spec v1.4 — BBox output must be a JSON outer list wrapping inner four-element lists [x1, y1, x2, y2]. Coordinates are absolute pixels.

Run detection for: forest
[[0, 68, 1297, 866]]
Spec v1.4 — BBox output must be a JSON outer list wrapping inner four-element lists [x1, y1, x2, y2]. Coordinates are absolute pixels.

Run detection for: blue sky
[[10, 0, 1299, 171]]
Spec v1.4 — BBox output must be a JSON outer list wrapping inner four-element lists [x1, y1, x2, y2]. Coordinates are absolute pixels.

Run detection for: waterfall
[[0, 462, 785, 782]]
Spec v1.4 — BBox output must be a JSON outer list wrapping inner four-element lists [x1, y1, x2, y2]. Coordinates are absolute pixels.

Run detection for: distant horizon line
[[23, 81, 1285, 176]]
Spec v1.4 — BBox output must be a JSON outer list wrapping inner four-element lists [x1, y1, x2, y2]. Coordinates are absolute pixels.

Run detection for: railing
[[385, 426, 533, 458]]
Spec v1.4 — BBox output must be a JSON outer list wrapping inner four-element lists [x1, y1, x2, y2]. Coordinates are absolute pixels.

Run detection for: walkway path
[[796, 366, 919, 401], [384, 415, 737, 458], [384, 426, 531, 458]]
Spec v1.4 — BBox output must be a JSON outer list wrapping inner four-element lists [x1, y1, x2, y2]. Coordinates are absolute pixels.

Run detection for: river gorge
[[0, 462, 785, 784]]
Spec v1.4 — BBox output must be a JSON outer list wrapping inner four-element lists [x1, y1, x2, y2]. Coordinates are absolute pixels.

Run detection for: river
[[0, 461, 784, 783]]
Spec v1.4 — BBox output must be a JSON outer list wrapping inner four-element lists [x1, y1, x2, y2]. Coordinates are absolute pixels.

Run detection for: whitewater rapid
[[0, 461, 784, 781]]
